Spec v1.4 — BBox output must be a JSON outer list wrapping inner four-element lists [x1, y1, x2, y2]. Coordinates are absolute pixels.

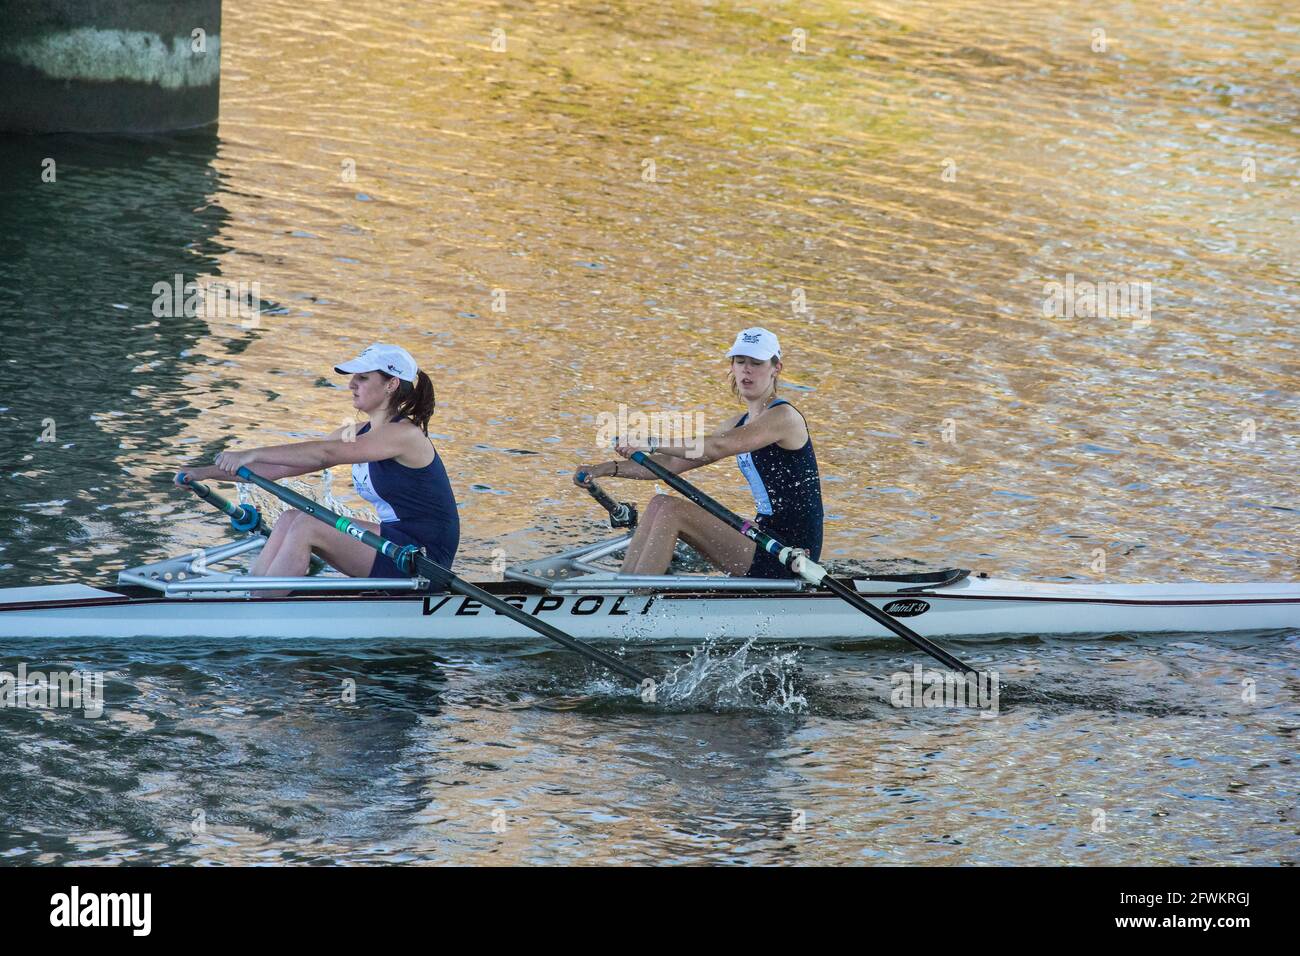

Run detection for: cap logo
[[742, 332, 761, 343]]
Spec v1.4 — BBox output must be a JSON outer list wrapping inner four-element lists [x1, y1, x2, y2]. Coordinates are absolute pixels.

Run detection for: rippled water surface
[[1, 633, 1296, 864], [0, 0, 1296, 865]]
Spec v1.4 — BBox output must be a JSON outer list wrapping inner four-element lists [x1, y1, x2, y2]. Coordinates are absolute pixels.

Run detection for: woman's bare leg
[[263, 517, 384, 577], [249, 511, 301, 576], [621, 496, 755, 575], [253, 517, 387, 596]]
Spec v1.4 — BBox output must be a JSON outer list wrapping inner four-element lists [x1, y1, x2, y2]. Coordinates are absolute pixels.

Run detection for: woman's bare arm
[[576, 416, 743, 482], [188, 424, 357, 481], [650, 405, 805, 463]]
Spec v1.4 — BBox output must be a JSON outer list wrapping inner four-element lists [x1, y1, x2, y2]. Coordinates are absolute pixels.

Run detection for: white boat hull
[[2, 577, 1297, 642]]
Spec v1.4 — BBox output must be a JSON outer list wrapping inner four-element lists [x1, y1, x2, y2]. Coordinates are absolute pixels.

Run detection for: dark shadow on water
[[0, 131, 264, 586]]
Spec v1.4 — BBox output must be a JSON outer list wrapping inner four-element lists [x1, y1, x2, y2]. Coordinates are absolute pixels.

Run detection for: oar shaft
[[233, 467, 651, 684], [575, 473, 637, 528], [233, 467, 418, 572], [178, 473, 267, 534], [178, 472, 337, 573], [626, 451, 978, 675], [441, 570, 650, 682], [816, 575, 972, 673]]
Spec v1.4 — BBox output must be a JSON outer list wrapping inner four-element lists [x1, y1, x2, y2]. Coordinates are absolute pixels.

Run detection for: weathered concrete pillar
[[0, 0, 221, 132]]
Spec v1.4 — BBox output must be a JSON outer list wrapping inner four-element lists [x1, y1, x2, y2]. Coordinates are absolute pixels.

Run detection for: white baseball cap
[[726, 327, 781, 361], [334, 343, 419, 383]]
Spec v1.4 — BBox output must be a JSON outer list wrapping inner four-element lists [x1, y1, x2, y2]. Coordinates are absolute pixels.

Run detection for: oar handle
[[234, 466, 653, 686], [575, 472, 637, 528], [176, 471, 266, 534], [625, 451, 979, 676]]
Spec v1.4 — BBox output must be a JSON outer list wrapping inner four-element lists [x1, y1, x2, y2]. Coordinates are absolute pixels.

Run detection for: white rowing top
[[352, 461, 399, 524], [736, 452, 773, 516]]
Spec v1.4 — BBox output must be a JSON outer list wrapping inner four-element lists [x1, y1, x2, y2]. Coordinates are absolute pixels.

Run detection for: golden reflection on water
[[158, 0, 1299, 585]]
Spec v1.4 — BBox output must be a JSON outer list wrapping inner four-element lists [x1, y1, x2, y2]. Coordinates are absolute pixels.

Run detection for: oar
[[176, 472, 328, 572], [176, 472, 269, 535], [625, 451, 979, 676], [577, 475, 638, 528], [230, 466, 652, 686]]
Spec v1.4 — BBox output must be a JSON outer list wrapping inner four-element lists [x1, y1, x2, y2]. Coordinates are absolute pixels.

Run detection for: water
[[1, 632, 1294, 864], [0, 0, 1296, 864]]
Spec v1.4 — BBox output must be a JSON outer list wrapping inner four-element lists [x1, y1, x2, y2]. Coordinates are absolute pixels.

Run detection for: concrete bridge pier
[[0, 0, 222, 133]]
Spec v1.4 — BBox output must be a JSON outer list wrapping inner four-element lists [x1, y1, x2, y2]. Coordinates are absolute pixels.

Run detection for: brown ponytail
[[381, 370, 436, 435]]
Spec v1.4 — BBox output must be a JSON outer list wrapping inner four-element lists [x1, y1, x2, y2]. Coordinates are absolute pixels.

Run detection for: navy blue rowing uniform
[[735, 398, 823, 578], [352, 417, 459, 577]]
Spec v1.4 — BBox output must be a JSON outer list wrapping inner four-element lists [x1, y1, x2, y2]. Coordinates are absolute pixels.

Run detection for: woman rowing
[[179, 343, 459, 580], [577, 327, 823, 578]]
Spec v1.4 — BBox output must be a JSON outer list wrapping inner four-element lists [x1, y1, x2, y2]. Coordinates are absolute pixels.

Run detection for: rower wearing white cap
[[577, 327, 823, 578], [181, 343, 459, 582]]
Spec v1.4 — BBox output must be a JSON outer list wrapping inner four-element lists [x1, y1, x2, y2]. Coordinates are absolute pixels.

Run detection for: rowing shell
[[2, 575, 1297, 641]]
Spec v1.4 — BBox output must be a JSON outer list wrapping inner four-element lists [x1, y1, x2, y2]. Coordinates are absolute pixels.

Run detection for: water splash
[[653, 636, 809, 714]]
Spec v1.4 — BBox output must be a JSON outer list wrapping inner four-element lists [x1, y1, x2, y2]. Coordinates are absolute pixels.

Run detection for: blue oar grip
[[229, 505, 261, 533]]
